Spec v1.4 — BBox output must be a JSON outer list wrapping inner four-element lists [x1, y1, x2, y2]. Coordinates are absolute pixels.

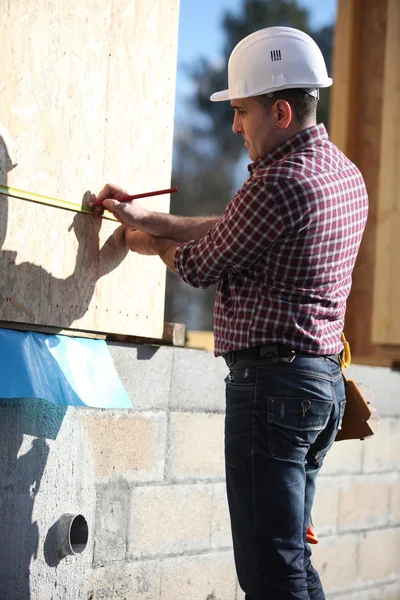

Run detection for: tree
[[165, 0, 335, 331]]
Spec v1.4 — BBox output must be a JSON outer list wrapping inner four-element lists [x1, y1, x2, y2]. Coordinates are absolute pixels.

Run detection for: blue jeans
[[224, 355, 345, 600]]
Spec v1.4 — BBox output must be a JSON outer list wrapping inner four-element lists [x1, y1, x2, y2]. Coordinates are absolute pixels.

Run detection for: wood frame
[[372, 0, 400, 345], [329, 0, 400, 365]]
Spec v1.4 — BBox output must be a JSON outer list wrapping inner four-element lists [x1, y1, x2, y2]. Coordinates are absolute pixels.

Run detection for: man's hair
[[254, 89, 317, 127]]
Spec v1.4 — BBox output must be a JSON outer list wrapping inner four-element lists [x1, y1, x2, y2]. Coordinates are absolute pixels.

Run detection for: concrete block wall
[[0, 345, 238, 600], [309, 363, 400, 600], [0, 344, 399, 599]]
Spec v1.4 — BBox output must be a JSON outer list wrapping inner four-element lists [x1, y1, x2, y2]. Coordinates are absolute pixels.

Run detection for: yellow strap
[[0, 185, 116, 221], [341, 332, 352, 369]]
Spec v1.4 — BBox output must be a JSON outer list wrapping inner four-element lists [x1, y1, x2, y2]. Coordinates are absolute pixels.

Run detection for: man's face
[[231, 96, 278, 161]]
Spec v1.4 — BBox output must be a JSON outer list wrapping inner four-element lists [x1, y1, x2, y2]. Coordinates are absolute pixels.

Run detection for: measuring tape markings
[[0, 185, 117, 221]]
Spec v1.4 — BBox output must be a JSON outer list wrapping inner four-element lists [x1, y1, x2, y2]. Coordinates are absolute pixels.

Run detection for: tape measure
[[0, 185, 116, 221]]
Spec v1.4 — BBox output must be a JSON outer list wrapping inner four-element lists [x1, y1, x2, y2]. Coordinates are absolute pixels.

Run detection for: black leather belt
[[223, 344, 341, 368]]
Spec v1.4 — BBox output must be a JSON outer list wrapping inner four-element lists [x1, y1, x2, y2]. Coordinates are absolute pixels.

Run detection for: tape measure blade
[[0, 185, 116, 221]]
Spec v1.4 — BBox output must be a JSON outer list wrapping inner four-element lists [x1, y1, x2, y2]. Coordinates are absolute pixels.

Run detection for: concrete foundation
[[0, 344, 399, 599]]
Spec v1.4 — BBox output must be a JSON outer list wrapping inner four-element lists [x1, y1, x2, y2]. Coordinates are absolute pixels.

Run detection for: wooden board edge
[[371, 0, 400, 344], [0, 320, 187, 347], [329, 0, 360, 154]]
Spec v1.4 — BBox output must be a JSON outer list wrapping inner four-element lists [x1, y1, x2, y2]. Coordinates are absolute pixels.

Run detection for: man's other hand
[[124, 228, 157, 255]]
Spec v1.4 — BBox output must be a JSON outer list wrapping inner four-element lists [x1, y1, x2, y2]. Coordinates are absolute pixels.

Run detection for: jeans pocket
[[225, 379, 254, 468], [267, 395, 333, 462]]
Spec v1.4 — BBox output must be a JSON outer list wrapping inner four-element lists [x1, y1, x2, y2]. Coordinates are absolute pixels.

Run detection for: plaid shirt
[[175, 124, 368, 356]]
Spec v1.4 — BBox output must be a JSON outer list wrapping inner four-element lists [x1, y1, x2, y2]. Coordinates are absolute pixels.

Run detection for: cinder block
[[211, 482, 232, 549], [383, 582, 400, 600], [128, 484, 214, 558], [338, 475, 391, 531], [327, 584, 388, 599], [167, 412, 225, 481], [170, 348, 227, 412], [320, 438, 363, 475], [93, 478, 131, 565], [358, 528, 400, 583], [390, 478, 400, 524], [346, 364, 400, 418], [311, 534, 358, 593], [127, 559, 162, 599], [108, 343, 173, 410], [87, 560, 161, 599], [0, 489, 44, 594], [311, 476, 340, 536], [28, 580, 63, 600], [83, 411, 167, 482], [160, 551, 237, 600], [363, 418, 400, 473]]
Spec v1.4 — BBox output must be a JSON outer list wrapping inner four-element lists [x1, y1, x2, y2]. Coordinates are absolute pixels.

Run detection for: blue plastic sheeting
[[0, 328, 132, 408]]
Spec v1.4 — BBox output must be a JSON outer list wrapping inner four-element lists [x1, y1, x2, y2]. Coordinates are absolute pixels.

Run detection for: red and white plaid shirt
[[175, 124, 368, 356]]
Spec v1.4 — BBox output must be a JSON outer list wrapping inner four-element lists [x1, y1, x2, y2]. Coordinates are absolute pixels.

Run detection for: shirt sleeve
[[174, 176, 284, 288]]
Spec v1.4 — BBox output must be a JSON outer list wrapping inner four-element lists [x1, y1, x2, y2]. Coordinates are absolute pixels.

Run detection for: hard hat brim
[[210, 79, 333, 102], [210, 89, 230, 102]]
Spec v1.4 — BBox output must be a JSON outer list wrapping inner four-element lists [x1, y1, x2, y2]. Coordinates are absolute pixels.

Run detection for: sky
[[175, 0, 337, 118]]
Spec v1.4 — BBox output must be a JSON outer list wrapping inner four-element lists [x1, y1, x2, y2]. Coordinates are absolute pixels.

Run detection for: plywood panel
[[0, 0, 180, 337], [372, 0, 400, 344]]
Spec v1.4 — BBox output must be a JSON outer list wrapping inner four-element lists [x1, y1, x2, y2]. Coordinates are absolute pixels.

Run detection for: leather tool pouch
[[335, 375, 375, 441]]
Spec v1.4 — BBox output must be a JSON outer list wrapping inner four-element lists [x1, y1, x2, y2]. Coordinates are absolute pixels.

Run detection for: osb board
[[371, 0, 400, 345], [0, 0, 180, 337]]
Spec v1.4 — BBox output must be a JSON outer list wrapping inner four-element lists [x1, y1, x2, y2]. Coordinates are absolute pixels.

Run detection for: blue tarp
[[0, 328, 132, 408]]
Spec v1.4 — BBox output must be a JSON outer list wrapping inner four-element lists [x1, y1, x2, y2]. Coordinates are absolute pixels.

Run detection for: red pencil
[[92, 186, 178, 207]]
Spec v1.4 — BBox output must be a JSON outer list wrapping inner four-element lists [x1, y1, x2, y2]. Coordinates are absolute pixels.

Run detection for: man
[[92, 26, 368, 600]]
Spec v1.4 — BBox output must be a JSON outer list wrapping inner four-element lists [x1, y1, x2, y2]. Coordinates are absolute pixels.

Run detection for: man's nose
[[232, 113, 242, 135]]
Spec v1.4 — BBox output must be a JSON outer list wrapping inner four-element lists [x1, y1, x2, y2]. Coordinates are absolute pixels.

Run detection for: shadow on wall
[[0, 398, 67, 598], [0, 134, 98, 594], [0, 134, 128, 329]]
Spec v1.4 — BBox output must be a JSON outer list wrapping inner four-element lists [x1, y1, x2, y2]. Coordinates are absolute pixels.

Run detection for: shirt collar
[[248, 124, 329, 174]]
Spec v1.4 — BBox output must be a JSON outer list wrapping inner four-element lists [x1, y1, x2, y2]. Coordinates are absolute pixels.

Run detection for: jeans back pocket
[[268, 396, 333, 432], [267, 395, 334, 462]]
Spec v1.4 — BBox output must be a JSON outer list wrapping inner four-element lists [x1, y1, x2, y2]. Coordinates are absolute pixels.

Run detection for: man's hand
[[91, 183, 150, 227], [90, 182, 221, 242], [124, 228, 158, 256], [124, 228, 178, 273]]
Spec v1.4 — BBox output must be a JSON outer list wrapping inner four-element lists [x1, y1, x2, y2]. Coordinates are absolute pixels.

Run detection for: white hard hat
[[210, 26, 332, 102]]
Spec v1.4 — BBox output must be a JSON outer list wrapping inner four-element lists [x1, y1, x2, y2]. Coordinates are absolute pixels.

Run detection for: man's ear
[[273, 99, 292, 129]]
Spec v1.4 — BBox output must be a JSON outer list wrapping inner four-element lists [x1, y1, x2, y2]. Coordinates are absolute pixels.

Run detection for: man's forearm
[[136, 212, 220, 242]]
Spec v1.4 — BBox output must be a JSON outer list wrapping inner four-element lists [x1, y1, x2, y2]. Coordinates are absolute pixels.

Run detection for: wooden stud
[[337, 0, 389, 359], [372, 0, 400, 344], [329, 0, 360, 156]]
